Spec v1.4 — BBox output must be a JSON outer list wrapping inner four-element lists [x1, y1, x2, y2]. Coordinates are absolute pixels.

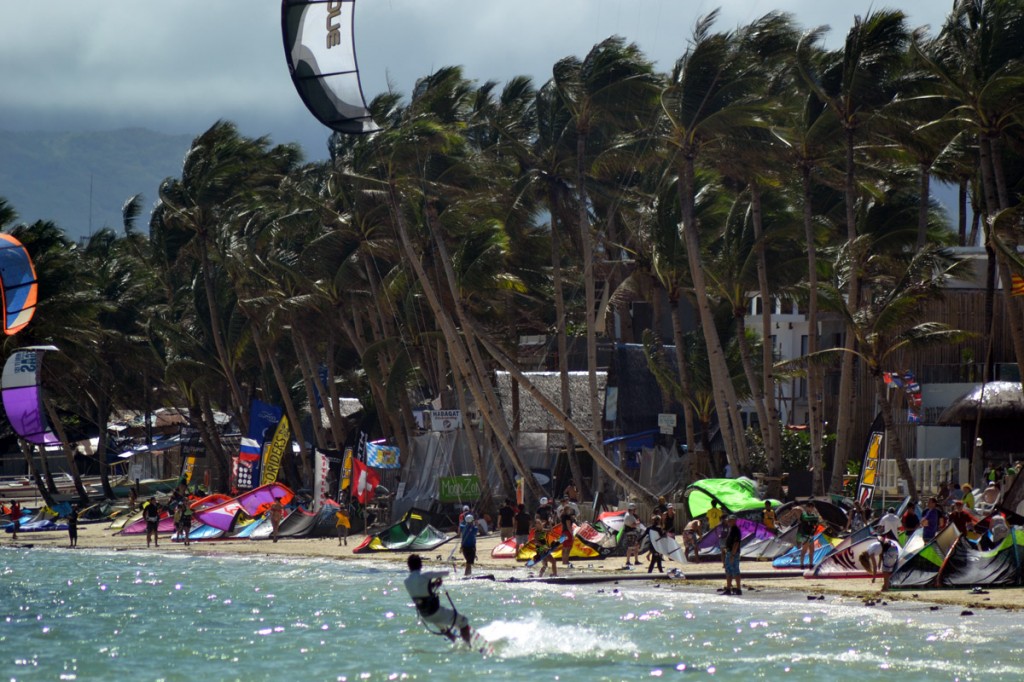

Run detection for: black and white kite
[[282, 0, 379, 134]]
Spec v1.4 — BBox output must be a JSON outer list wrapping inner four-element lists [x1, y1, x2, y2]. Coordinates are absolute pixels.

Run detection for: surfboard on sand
[[650, 529, 685, 563]]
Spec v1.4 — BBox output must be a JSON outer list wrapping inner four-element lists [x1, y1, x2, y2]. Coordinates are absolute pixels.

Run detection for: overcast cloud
[[2, 1, 951, 160]]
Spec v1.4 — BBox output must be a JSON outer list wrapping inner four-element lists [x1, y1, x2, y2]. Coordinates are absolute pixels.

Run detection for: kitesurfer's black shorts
[[462, 545, 477, 564]]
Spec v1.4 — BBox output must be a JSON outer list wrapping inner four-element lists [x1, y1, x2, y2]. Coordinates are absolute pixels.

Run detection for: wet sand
[[5, 522, 1019, 612]]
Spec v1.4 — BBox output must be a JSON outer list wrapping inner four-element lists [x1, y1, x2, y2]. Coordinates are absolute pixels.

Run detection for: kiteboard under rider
[[403, 553, 472, 644]]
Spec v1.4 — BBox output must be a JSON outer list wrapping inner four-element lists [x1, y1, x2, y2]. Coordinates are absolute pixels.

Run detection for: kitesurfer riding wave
[[404, 553, 471, 644]]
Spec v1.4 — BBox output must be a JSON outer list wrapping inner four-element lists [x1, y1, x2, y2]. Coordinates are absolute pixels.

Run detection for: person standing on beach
[[9, 500, 21, 541], [877, 507, 901, 537], [180, 501, 193, 546], [497, 498, 515, 542], [797, 502, 818, 569], [644, 516, 665, 574], [513, 503, 531, 550], [682, 518, 702, 562], [143, 497, 161, 548], [622, 502, 641, 568], [270, 497, 285, 543], [722, 515, 742, 595], [67, 505, 78, 548], [534, 512, 558, 578], [335, 502, 351, 546], [706, 500, 723, 531], [761, 501, 776, 533], [459, 513, 478, 576], [921, 497, 942, 541], [556, 495, 579, 567]]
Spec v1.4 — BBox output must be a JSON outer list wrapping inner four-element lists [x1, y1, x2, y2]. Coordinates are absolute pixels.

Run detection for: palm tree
[[550, 36, 661, 450], [795, 9, 911, 493], [661, 11, 767, 474], [913, 0, 1024, 377], [809, 242, 973, 501]]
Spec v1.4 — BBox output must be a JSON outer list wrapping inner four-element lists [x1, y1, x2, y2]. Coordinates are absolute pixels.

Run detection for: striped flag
[[1012, 274, 1024, 297]]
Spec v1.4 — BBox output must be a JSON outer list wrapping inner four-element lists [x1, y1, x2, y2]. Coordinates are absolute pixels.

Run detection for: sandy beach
[[5, 522, 1020, 613]]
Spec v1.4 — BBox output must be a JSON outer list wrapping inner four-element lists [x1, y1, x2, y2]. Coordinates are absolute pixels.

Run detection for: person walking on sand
[[270, 497, 285, 543], [645, 516, 665, 574], [143, 497, 161, 548], [460, 513, 478, 576]]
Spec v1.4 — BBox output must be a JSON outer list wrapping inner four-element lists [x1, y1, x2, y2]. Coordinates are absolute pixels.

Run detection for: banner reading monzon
[[261, 416, 291, 486]]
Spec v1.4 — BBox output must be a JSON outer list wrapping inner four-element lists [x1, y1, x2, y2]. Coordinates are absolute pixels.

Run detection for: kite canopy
[[282, 0, 380, 135], [683, 478, 779, 518], [2, 346, 60, 445], [0, 234, 39, 335]]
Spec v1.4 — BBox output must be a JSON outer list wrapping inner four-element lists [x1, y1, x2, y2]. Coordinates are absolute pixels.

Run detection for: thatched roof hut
[[937, 382, 1024, 423], [937, 382, 1024, 462]]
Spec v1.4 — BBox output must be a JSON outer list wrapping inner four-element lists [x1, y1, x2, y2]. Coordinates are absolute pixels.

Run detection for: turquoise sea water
[[2, 546, 1023, 681]]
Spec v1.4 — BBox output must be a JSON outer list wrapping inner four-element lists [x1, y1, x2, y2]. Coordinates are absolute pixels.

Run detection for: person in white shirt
[[877, 507, 901, 537], [623, 503, 641, 567]]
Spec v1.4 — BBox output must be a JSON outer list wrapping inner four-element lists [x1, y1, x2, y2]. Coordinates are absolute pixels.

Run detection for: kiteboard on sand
[[650, 529, 686, 563], [525, 535, 568, 568]]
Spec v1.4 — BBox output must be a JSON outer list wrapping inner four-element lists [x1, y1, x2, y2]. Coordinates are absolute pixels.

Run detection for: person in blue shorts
[[723, 515, 742, 595]]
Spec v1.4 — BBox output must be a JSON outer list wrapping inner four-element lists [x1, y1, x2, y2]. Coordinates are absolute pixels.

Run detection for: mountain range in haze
[[0, 128, 194, 242]]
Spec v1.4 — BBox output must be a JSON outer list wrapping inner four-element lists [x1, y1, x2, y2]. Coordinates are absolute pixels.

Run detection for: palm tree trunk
[[451, 361, 501, 512], [676, 153, 746, 473], [875, 374, 918, 501], [21, 442, 56, 507], [577, 134, 603, 449], [670, 297, 701, 479], [43, 398, 90, 505], [751, 184, 783, 498], [831, 127, 861, 494], [802, 166, 826, 495], [549, 193, 586, 499], [250, 322, 311, 489], [199, 242, 247, 433], [472, 325, 657, 502], [385, 184, 544, 500], [916, 161, 930, 250]]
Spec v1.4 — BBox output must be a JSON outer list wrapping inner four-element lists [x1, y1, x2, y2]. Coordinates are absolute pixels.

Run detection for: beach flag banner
[[261, 416, 291, 486], [351, 457, 380, 504], [181, 456, 196, 484], [366, 442, 400, 469], [339, 446, 354, 496], [1012, 274, 1024, 297], [855, 413, 884, 510], [313, 449, 330, 512]]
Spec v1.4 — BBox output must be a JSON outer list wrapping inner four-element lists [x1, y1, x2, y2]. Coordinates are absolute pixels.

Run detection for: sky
[[1, 1, 954, 161]]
